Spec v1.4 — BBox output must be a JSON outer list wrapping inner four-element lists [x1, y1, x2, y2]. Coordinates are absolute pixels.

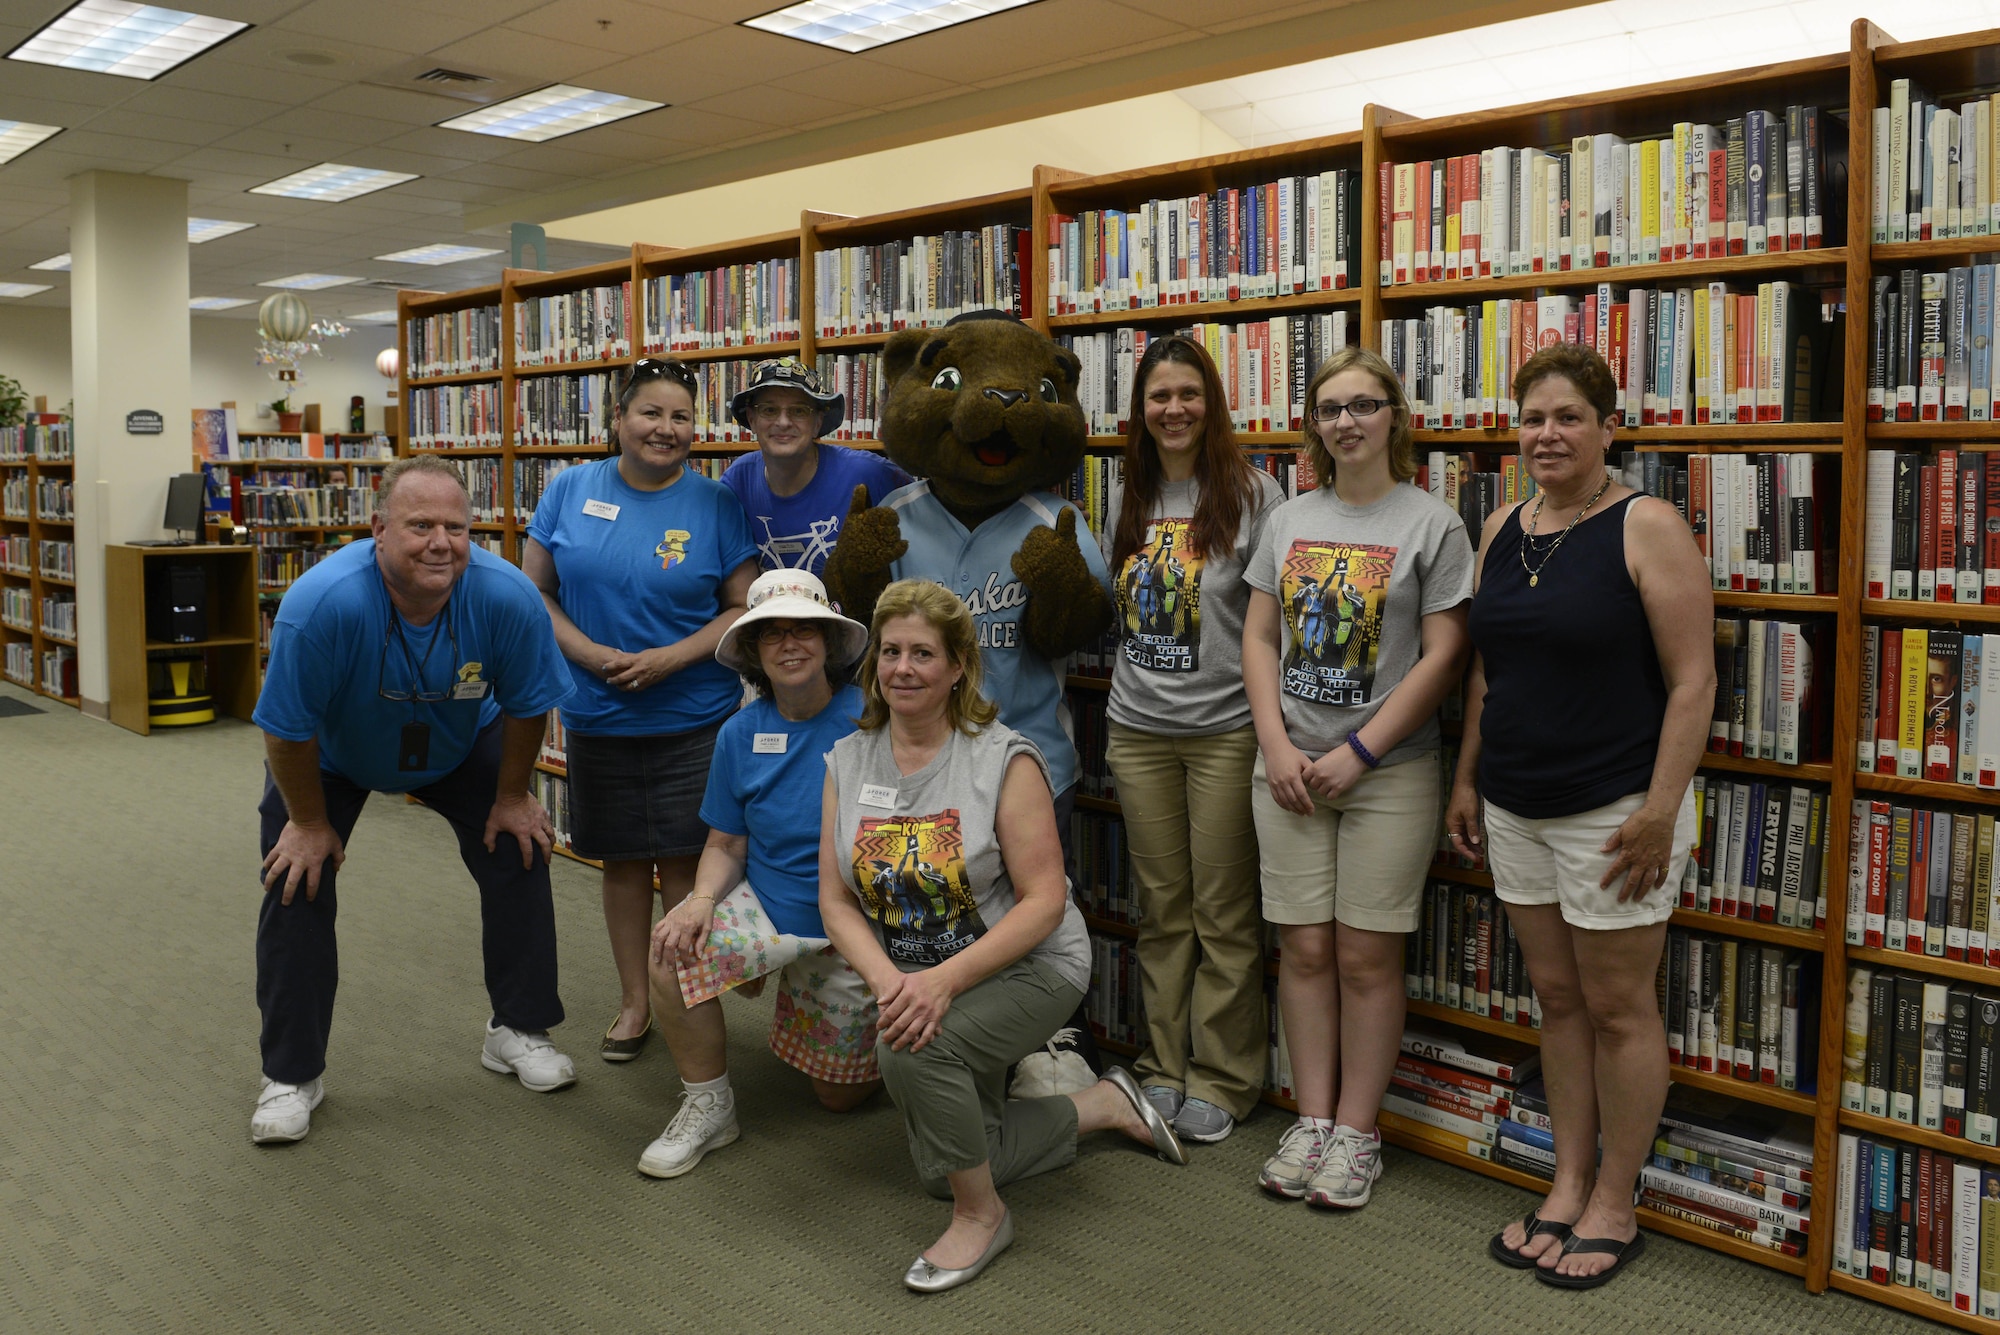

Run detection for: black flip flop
[[1489, 1210, 1575, 1269], [1534, 1230, 1646, 1289]]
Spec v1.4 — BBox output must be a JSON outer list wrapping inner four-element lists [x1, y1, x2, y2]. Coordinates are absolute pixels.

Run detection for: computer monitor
[[162, 473, 204, 542]]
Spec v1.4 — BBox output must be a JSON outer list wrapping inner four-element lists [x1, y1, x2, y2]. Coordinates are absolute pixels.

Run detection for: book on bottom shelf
[[1836, 1130, 2000, 1313]]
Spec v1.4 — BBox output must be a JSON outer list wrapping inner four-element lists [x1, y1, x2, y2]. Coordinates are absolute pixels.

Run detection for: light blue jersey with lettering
[[884, 481, 1112, 796]]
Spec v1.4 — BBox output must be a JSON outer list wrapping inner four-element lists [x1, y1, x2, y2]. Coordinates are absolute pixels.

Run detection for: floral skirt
[[674, 880, 880, 1084]]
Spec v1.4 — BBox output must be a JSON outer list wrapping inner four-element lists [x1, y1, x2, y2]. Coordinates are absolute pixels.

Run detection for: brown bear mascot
[[823, 309, 1113, 1092]]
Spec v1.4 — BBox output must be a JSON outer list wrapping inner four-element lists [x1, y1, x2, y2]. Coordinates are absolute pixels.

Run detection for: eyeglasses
[[628, 358, 698, 392], [754, 622, 824, 646], [1309, 398, 1387, 423], [377, 602, 460, 702], [752, 402, 822, 424]]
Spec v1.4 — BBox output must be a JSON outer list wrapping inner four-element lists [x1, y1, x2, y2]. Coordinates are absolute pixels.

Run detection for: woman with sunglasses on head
[[523, 358, 761, 1063], [1242, 345, 1472, 1210], [1099, 334, 1284, 1147]]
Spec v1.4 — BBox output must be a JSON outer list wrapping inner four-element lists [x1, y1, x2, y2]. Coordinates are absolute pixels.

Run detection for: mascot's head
[[880, 310, 1086, 516]]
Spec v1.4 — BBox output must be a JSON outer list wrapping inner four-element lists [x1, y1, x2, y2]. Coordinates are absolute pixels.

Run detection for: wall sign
[[126, 409, 164, 435]]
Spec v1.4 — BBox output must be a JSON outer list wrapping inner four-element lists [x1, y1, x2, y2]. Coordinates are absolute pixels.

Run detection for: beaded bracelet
[[1346, 731, 1381, 770]]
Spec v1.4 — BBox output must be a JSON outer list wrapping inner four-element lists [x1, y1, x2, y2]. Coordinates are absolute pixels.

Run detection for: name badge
[[582, 498, 620, 521], [451, 680, 490, 701], [860, 783, 898, 809], [752, 732, 788, 754]]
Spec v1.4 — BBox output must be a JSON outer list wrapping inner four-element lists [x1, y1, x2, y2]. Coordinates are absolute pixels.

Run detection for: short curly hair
[[1512, 344, 1618, 422]]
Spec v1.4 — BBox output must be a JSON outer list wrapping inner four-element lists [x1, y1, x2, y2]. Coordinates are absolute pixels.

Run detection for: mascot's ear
[[882, 327, 935, 391], [1052, 345, 1081, 391]]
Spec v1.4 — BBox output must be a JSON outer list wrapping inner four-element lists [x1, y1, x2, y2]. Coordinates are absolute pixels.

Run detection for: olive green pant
[[876, 955, 1086, 1199]]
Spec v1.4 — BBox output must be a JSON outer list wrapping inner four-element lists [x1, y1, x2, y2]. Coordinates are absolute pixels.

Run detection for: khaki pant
[[876, 956, 1085, 1198], [1106, 722, 1266, 1119]]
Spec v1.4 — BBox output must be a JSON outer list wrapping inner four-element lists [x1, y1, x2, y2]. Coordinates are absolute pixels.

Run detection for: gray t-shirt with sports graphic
[[1245, 481, 1474, 766], [1101, 469, 1286, 736]]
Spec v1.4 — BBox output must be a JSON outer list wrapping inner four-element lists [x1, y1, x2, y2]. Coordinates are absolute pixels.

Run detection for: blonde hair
[[856, 579, 999, 734], [1301, 346, 1416, 486]]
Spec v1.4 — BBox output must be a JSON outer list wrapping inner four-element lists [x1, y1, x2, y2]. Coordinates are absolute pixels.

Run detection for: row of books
[[1707, 620, 1832, 768], [40, 644, 72, 697], [1662, 928, 1817, 1090], [1835, 1132, 1998, 1310], [1690, 453, 1834, 595], [240, 485, 378, 529], [1842, 966, 2000, 1141], [514, 283, 630, 367], [514, 372, 617, 450], [0, 420, 70, 462], [1408, 879, 1537, 1028], [814, 226, 1031, 337], [1380, 1025, 1540, 1163], [194, 424, 396, 462], [1085, 935, 1145, 1051], [408, 383, 503, 451], [35, 479, 72, 522], [36, 538, 69, 580], [513, 457, 575, 526], [1045, 170, 1364, 314], [0, 534, 23, 573], [539, 709, 568, 770], [1, 587, 30, 630], [1865, 449, 2000, 602], [1056, 314, 1354, 438], [1382, 108, 1839, 288], [811, 352, 884, 441], [645, 261, 800, 351], [1875, 80, 2000, 244], [440, 459, 505, 524], [38, 594, 73, 639], [2, 642, 29, 686], [1856, 627, 1998, 787], [253, 543, 339, 590], [530, 770, 575, 854], [1071, 808, 1134, 927], [408, 305, 503, 378], [1, 472, 26, 519], [1686, 778, 1832, 924], [1844, 800, 2000, 957], [1870, 265, 2000, 422]]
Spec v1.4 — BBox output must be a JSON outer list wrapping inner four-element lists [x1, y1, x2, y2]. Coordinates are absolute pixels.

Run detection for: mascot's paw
[[1012, 508, 1113, 660], [822, 483, 904, 625]]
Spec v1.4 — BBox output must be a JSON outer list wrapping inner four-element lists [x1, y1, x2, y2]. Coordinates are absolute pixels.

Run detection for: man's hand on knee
[[484, 791, 555, 869], [262, 819, 345, 905]]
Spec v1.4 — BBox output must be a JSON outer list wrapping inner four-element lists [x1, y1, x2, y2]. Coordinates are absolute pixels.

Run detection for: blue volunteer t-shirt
[[698, 684, 864, 937], [885, 482, 1113, 796], [527, 457, 759, 737], [253, 540, 573, 794], [721, 444, 910, 578]]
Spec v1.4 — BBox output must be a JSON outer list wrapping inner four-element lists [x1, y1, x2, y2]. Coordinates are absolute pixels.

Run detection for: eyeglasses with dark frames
[[1309, 398, 1387, 423]]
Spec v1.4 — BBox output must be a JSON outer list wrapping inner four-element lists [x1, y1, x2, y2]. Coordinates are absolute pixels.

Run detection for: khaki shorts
[[1485, 787, 1696, 931], [1251, 751, 1441, 932]]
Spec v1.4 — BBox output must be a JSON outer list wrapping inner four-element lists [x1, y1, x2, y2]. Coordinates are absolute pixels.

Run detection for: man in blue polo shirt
[[720, 358, 907, 578], [250, 455, 575, 1144]]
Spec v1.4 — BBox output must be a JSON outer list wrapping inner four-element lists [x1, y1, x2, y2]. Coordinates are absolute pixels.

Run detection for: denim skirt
[[565, 719, 722, 862]]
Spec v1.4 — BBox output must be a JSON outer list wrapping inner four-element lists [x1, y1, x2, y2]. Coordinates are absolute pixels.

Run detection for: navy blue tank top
[[1467, 493, 1667, 818]]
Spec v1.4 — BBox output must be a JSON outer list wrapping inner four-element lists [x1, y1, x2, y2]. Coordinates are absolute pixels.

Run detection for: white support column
[[70, 171, 191, 717]]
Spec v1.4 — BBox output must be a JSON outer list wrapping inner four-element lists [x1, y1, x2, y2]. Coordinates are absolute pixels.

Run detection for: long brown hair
[[1111, 335, 1258, 574]]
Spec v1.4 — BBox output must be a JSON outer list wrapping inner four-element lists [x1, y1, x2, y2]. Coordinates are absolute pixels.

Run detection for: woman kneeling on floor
[[820, 579, 1186, 1293], [639, 569, 880, 1178]]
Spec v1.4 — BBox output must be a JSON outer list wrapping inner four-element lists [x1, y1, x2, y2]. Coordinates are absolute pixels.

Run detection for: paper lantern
[[375, 348, 399, 380], [258, 292, 311, 343]]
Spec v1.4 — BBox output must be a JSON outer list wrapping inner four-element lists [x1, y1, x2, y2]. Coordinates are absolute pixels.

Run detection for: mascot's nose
[[982, 387, 1026, 408]]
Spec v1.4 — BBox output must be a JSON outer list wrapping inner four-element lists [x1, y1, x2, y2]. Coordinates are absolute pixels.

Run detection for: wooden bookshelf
[[0, 431, 79, 707]]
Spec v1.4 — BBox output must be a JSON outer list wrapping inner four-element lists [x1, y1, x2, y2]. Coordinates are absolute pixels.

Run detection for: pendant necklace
[[1519, 474, 1612, 588]]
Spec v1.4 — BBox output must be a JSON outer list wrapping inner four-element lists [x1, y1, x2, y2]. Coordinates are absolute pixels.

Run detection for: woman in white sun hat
[[635, 568, 879, 1179]]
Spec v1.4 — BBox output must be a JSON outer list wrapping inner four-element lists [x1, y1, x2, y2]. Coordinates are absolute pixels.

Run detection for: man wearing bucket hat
[[721, 358, 908, 581], [636, 568, 880, 1178]]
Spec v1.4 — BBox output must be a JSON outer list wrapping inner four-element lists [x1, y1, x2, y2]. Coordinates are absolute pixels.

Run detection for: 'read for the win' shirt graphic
[[1280, 539, 1397, 706], [1118, 517, 1204, 673], [851, 810, 987, 968]]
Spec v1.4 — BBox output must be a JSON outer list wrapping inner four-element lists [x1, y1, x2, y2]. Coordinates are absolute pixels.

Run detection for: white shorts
[[1485, 787, 1696, 931]]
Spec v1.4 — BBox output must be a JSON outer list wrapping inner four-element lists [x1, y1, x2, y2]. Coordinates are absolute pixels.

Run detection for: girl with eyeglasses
[[1242, 344, 1473, 1210], [1098, 334, 1284, 1147], [522, 358, 760, 1064]]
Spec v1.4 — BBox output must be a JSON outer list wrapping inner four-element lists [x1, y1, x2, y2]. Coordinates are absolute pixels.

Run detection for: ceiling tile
[[421, 28, 626, 82], [1112, 0, 1328, 25], [442, 162, 584, 191], [271, 1, 506, 55], [159, 58, 348, 107], [24, 130, 190, 167], [833, 57, 959, 104], [501, 0, 715, 54], [118, 86, 290, 127], [683, 83, 875, 130], [636, 0, 783, 20], [306, 84, 495, 128], [486, 143, 633, 176], [68, 109, 236, 149], [585, 24, 846, 104]]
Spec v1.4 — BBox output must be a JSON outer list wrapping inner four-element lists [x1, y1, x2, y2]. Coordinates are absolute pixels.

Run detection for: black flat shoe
[[1535, 1230, 1646, 1289], [1490, 1209, 1575, 1269], [600, 1017, 652, 1062]]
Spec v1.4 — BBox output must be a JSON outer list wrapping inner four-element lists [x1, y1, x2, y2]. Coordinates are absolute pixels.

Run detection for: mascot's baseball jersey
[[883, 480, 1113, 796], [527, 457, 758, 736]]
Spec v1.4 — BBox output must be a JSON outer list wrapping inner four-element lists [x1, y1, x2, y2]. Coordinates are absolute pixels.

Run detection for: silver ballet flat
[[902, 1211, 1015, 1293]]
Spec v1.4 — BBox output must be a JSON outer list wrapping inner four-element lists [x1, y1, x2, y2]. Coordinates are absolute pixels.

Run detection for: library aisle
[[0, 679, 1932, 1332]]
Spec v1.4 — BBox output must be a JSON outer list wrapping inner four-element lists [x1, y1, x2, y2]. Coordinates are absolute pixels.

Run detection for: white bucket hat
[[716, 568, 869, 673]]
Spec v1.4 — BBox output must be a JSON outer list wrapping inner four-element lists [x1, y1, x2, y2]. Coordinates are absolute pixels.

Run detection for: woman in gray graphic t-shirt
[[819, 579, 1186, 1294], [1242, 346, 1473, 1213]]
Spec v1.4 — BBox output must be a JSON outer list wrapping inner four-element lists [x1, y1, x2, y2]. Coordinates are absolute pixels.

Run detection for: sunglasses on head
[[627, 358, 699, 392]]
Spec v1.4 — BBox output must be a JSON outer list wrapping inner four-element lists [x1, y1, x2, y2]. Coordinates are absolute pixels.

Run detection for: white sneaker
[[1259, 1120, 1332, 1198], [1008, 1027, 1098, 1098], [637, 1089, 740, 1179], [1306, 1125, 1385, 1209], [251, 1076, 324, 1144], [480, 1022, 577, 1092]]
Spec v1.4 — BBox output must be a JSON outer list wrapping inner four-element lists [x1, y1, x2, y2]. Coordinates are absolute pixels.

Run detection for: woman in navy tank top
[[1444, 345, 1714, 1289]]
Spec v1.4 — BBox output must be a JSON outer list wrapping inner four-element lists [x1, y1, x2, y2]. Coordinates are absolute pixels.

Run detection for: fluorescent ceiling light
[[29, 254, 70, 272], [348, 309, 399, 323], [258, 273, 360, 290], [189, 296, 252, 309], [374, 243, 502, 265], [7, 1, 247, 80], [0, 283, 53, 298], [250, 163, 418, 202], [0, 121, 63, 166], [188, 217, 253, 243], [437, 84, 664, 142], [743, 0, 1039, 53]]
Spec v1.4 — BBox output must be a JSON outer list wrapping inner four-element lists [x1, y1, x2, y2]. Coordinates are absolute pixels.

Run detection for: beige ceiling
[[0, 0, 1588, 318]]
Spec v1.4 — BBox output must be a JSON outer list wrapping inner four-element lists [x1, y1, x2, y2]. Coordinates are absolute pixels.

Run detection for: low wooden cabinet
[[105, 544, 257, 735]]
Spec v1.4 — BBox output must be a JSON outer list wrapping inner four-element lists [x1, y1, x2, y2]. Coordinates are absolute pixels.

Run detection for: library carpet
[[0, 679, 1936, 1334]]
